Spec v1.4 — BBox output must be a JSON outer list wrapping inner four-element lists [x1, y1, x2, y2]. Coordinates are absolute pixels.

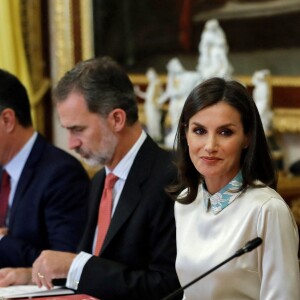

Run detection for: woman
[[169, 77, 299, 299]]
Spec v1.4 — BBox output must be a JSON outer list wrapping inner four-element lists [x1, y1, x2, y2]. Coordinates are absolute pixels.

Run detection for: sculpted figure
[[197, 19, 233, 80], [252, 69, 284, 170], [159, 58, 201, 148], [134, 68, 163, 141], [252, 69, 272, 134]]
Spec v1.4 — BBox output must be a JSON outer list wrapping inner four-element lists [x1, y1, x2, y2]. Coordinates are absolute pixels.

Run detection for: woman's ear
[[108, 108, 126, 132], [243, 133, 251, 149]]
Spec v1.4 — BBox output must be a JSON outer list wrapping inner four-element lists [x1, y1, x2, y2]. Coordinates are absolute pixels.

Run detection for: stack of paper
[[0, 285, 74, 299]]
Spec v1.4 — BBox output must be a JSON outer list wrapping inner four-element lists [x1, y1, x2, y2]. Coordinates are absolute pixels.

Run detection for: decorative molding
[[193, 0, 300, 21], [48, 0, 74, 86], [80, 0, 94, 60], [235, 75, 300, 87], [236, 76, 300, 134], [48, 0, 94, 82], [132, 75, 300, 134], [49, 0, 75, 150], [130, 74, 300, 88], [273, 108, 300, 133], [234, 76, 300, 134]]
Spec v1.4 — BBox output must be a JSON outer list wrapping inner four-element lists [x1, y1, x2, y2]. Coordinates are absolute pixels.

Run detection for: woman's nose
[[204, 135, 218, 153]]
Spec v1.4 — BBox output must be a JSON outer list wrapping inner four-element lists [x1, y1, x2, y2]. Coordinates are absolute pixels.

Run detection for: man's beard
[[82, 154, 104, 167], [75, 134, 118, 167]]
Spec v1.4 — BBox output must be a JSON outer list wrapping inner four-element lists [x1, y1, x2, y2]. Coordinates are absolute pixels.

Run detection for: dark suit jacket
[[77, 136, 181, 300], [0, 134, 90, 268]]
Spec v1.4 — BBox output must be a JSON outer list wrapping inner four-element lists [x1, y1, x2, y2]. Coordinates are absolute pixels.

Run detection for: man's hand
[[0, 227, 8, 236], [0, 268, 32, 287], [32, 250, 76, 290]]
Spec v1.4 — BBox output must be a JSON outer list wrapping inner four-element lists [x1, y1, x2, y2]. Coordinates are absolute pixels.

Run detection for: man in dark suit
[[32, 57, 181, 300], [0, 69, 90, 281]]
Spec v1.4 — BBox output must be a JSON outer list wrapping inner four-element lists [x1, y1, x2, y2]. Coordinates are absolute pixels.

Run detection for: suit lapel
[[79, 170, 106, 253], [101, 174, 142, 252], [9, 168, 34, 225], [8, 134, 45, 227], [100, 136, 157, 253]]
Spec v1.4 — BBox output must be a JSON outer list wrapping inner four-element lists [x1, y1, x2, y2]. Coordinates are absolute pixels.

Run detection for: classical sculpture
[[134, 68, 163, 142], [159, 58, 201, 148], [252, 69, 283, 170], [196, 18, 233, 80], [252, 69, 272, 135]]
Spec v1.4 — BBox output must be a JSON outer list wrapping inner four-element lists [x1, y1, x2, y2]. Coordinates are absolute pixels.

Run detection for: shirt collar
[[105, 130, 147, 180], [5, 132, 38, 183], [203, 170, 243, 215]]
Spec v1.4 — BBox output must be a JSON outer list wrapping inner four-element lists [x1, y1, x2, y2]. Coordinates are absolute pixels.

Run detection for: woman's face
[[186, 101, 249, 192]]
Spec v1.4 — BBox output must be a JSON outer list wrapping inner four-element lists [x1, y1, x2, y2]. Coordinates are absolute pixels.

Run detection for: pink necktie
[[0, 170, 10, 227], [94, 173, 118, 255]]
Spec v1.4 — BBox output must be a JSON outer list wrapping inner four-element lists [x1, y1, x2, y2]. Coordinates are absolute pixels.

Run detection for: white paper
[[0, 285, 74, 299]]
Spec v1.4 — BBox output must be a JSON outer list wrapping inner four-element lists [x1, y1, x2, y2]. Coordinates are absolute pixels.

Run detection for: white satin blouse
[[175, 179, 300, 300]]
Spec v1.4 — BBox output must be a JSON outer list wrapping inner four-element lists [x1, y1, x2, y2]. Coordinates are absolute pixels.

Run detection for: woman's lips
[[201, 156, 221, 162]]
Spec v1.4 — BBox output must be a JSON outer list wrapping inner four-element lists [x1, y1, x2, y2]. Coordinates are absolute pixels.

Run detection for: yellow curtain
[[0, 0, 36, 127]]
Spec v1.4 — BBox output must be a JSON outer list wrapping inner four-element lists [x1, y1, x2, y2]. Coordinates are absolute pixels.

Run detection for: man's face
[[56, 92, 118, 167], [0, 110, 8, 165], [0, 108, 15, 166]]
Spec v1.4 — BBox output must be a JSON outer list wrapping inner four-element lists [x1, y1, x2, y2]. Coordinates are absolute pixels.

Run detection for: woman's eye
[[193, 127, 206, 135], [220, 129, 233, 136]]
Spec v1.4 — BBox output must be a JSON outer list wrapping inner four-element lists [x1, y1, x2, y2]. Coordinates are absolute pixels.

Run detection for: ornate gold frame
[[48, 0, 74, 85], [48, 0, 94, 85]]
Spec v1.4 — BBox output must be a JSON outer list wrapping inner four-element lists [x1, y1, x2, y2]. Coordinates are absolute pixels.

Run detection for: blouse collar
[[203, 171, 243, 214]]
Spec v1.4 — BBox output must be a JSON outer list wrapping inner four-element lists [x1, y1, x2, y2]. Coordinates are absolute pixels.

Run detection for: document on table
[[0, 285, 74, 299]]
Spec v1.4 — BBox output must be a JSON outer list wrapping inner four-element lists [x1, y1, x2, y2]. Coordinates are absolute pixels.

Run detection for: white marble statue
[[196, 18, 233, 80], [252, 69, 273, 134], [134, 68, 163, 141], [159, 58, 201, 148]]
